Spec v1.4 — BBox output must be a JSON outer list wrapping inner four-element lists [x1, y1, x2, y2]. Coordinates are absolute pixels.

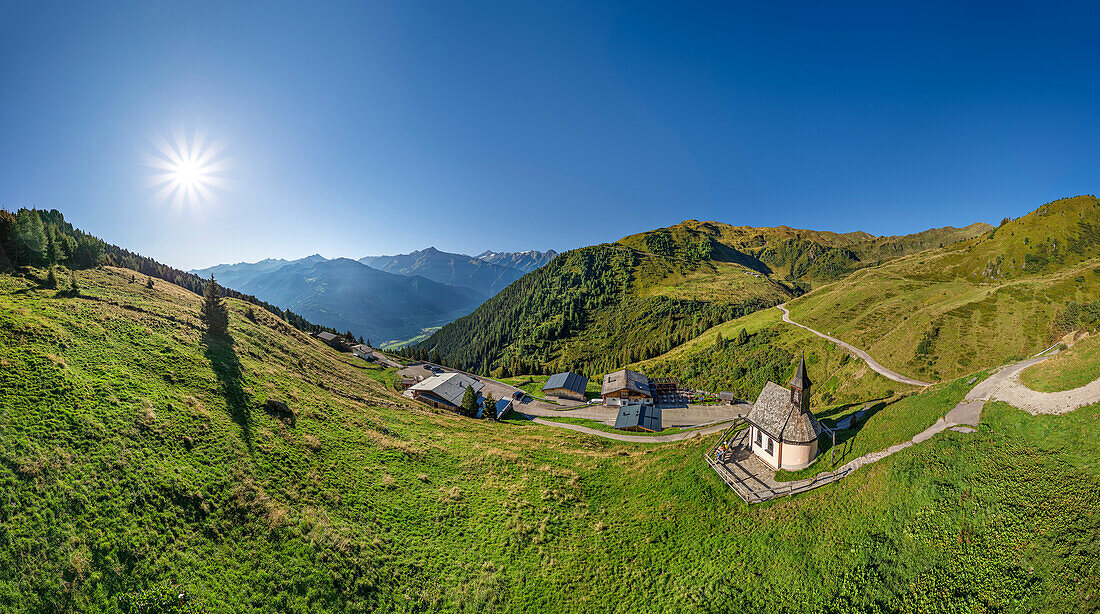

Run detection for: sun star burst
[[144, 127, 231, 214]]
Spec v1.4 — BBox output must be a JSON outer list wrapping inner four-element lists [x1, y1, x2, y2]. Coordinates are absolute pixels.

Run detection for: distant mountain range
[[476, 249, 558, 273], [359, 247, 525, 297], [192, 256, 486, 344], [193, 247, 558, 345]]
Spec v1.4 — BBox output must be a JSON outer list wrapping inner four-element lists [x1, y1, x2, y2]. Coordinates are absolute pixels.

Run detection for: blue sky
[[2, 1, 1099, 269]]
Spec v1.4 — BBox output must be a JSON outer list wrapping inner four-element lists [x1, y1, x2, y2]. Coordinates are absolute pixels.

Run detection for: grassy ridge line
[[784, 196, 1100, 381]]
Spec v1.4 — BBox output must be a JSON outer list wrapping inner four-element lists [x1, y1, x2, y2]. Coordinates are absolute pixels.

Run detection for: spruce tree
[[146, 277, 154, 289], [46, 266, 58, 289], [69, 272, 79, 296], [483, 391, 496, 420], [200, 274, 230, 337], [461, 385, 478, 417], [12, 209, 47, 266], [46, 228, 60, 264]]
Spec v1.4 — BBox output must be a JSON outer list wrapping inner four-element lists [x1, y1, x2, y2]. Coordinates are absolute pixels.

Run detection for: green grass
[[1020, 334, 1100, 392], [775, 371, 992, 481], [638, 306, 915, 408], [380, 326, 441, 350], [786, 196, 1100, 382], [2, 266, 1100, 612]]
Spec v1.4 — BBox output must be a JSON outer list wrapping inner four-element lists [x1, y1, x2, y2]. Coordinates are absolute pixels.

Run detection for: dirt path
[[960, 355, 1100, 416], [777, 303, 932, 387]]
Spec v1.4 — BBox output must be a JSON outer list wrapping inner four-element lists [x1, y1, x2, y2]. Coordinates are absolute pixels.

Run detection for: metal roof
[[542, 372, 589, 395], [614, 403, 662, 432], [494, 397, 513, 419], [316, 331, 338, 342], [408, 372, 484, 408]]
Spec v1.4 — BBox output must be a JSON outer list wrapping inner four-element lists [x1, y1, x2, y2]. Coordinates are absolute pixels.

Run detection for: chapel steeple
[[789, 354, 812, 411]]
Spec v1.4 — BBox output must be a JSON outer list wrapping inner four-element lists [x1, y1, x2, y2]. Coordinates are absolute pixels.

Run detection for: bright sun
[[144, 128, 230, 213]]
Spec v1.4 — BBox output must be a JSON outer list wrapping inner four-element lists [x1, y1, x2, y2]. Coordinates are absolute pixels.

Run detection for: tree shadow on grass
[[815, 398, 895, 466], [203, 332, 252, 449]]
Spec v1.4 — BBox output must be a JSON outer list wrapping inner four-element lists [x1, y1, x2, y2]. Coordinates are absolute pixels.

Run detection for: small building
[[350, 344, 375, 361], [408, 372, 484, 412], [718, 391, 738, 405], [614, 402, 662, 432], [400, 377, 417, 390], [315, 331, 341, 347], [744, 356, 823, 471], [541, 372, 589, 401], [601, 369, 653, 406]]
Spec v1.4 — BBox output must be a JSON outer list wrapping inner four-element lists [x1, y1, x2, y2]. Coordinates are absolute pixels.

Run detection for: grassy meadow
[[638, 306, 914, 408], [2, 267, 1099, 612], [1020, 333, 1100, 392], [785, 196, 1100, 383]]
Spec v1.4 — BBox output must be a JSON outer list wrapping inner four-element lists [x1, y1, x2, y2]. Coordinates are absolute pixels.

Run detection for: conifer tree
[[12, 209, 47, 266], [483, 391, 496, 420], [69, 272, 79, 296], [46, 227, 60, 264], [200, 274, 230, 337], [46, 266, 58, 289], [461, 385, 479, 417], [146, 277, 154, 289]]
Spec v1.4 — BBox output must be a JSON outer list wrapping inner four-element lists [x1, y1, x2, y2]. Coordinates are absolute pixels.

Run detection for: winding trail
[[777, 303, 932, 387], [955, 353, 1100, 416]]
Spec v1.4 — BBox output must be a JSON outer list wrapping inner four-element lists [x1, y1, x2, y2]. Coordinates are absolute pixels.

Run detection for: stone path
[[777, 303, 932, 387]]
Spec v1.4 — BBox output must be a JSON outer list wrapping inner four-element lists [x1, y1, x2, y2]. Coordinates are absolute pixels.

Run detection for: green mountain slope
[[3, 266, 1100, 611], [421, 218, 992, 376], [636, 307, 914, 407], [787, 195, 1100, 381], [419, 237, 795, 376]]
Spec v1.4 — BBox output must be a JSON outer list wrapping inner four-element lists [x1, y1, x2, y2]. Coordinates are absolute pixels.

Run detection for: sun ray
[[144, 127, 230, 212]]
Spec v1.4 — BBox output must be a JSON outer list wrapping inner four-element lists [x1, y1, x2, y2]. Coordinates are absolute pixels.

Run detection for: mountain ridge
[[359, 247, 524, 297], [194, 256, 486, 344]]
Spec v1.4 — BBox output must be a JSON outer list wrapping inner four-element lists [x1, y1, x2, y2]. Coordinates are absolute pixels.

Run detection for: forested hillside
[[422, 218, 992, 376], [0, 208, 333, 334], [420, 240, 792, 376], [638, 308, 910, 407]]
